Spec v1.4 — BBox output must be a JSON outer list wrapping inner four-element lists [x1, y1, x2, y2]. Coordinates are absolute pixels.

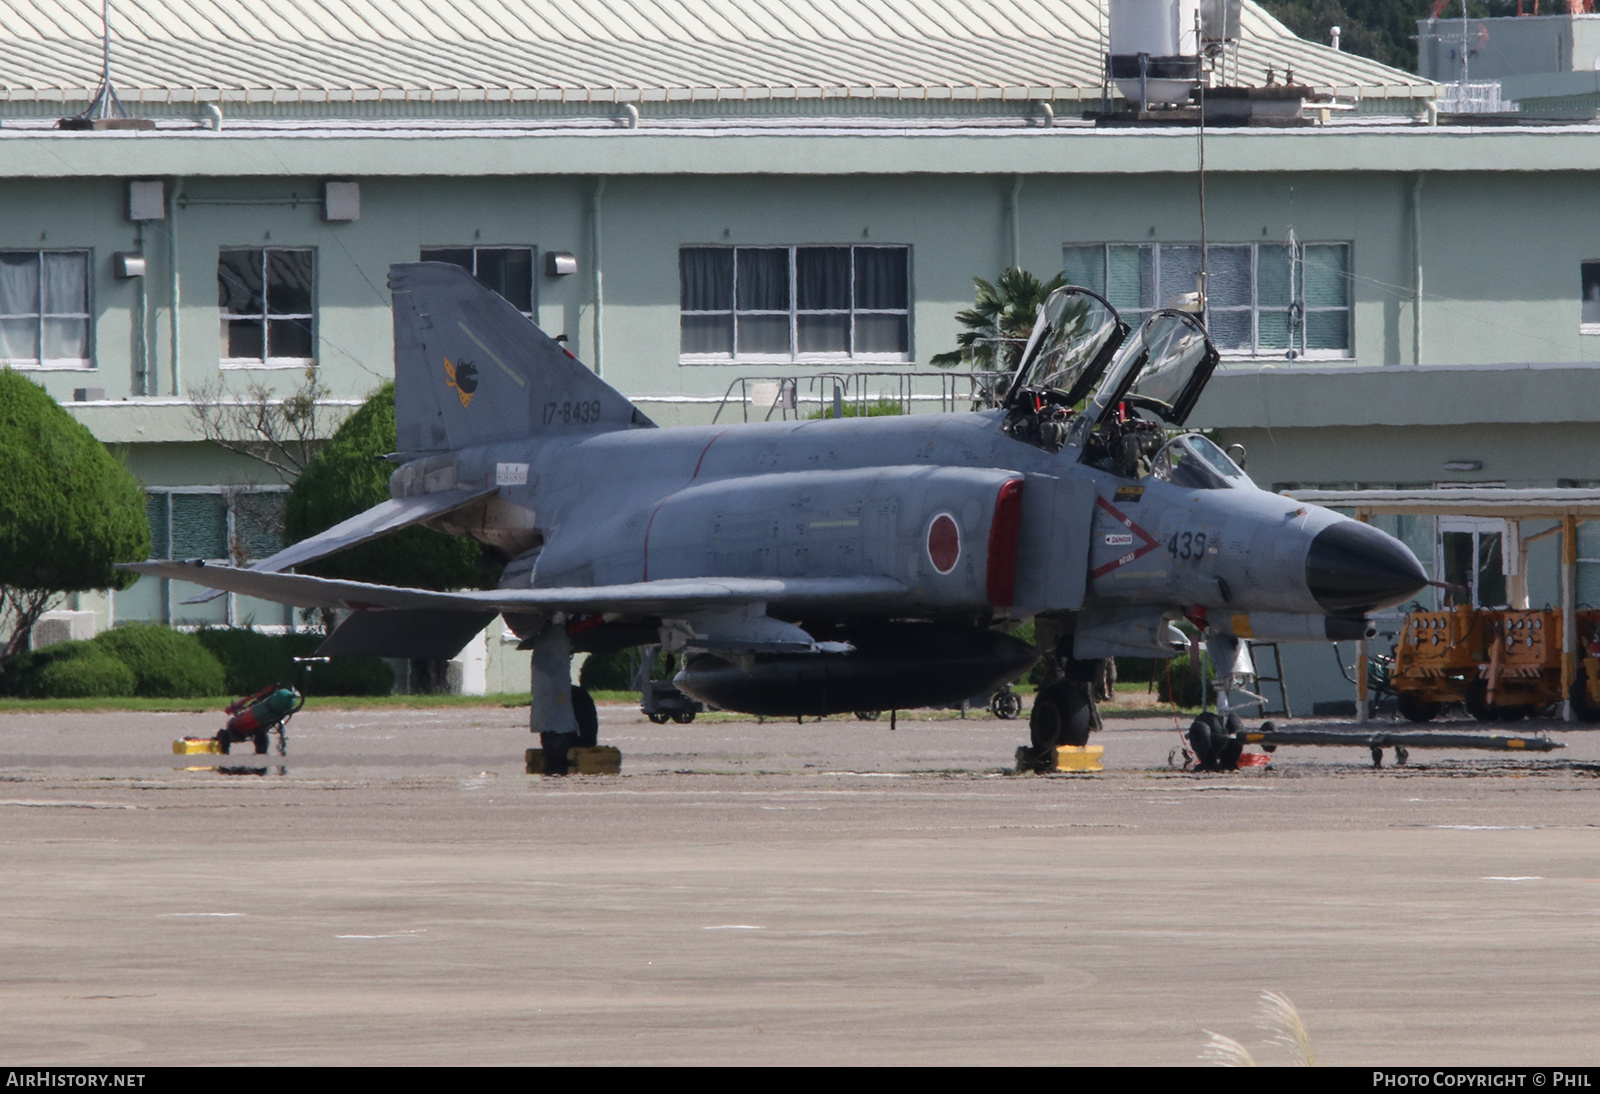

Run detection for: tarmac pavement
[[0, 703, 1597, 1066]]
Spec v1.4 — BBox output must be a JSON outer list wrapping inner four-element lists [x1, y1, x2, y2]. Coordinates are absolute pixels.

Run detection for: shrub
[[579, 646, 674, 692], [0, 371, 149, 663], [1157, 651, 1212, 709], [1113, 656, 1156, 688], [286, 383, 496, 591], [196, 627, 393, 697], [4, 640, 135, 698], [805, 398, 904, 420], [91, 624, 227, 698], [32, 648, 138, 698]]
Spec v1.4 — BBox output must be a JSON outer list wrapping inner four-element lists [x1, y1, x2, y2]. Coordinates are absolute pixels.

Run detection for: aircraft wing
[[123, 560, 909, 616], [178, 487, 497, 604]]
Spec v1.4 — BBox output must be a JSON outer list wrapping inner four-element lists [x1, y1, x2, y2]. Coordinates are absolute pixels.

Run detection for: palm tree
[[930, 267, 1069, 372]]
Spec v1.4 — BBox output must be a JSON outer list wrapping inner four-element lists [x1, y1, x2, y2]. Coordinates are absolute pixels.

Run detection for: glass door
[[1438, 517, 1509, 609]]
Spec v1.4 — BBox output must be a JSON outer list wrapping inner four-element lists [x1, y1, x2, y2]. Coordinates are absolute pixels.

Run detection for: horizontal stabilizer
[[122, 560, 908, 617], [319, 607, 497, 661], [180, 487, 495, 604]]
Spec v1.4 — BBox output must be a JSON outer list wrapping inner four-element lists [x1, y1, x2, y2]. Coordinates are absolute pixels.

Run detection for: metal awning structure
[[1291, 488, 1600, 520], [1288, 487, 1596, 723]]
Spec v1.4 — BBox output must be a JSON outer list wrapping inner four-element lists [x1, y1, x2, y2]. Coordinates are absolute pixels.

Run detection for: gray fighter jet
[[126, 264, 1427, 769]]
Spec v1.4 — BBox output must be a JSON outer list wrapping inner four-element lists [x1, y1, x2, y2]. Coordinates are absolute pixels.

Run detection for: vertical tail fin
[[389, 261, 653, 453]]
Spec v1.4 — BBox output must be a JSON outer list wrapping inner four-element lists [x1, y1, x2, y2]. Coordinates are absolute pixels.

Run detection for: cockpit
[[1150, 433, 1248, 490], [1002, 286, 1246, 487]]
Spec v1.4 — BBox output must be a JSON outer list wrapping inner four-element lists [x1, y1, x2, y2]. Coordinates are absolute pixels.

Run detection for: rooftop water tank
[[1109, 0, 1202, 107]]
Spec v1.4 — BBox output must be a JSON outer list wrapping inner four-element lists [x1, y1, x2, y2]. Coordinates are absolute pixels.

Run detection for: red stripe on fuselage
[[1088, 494, 1161, 580], [985, 478, 1025, 607]]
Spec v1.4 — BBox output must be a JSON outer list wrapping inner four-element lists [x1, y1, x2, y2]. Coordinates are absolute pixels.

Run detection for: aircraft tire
[[990, 690, 1022, 720], [1570, 673, 1600, 723], [1464, 680, 1518, 723], [1396, 692, 1441, 723], [671, 710, 696, 725], [1217, 712, 1245, 769], [253, 729, 269, 754], [215, 730, 231, 756], [1030, 681, 1093, 748], [647, 712, 670, 725], [1186, 713, 1224, 769], [571, 686, 599, 748], [539, 732, 579, 775]]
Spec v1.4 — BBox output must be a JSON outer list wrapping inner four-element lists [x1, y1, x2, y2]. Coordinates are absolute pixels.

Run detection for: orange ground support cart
[[1471, 609, 1564, 719], [1389, 607, 1489, 722], [1568, 610, 1600, 720]]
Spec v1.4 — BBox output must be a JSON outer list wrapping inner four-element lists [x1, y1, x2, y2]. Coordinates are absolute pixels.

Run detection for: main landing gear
[[1017, 657, 1104, 773], [527, 618, 616, 776], [539, 686, 600, 776]]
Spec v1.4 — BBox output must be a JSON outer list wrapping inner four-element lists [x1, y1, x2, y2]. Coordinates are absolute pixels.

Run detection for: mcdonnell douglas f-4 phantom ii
[[127, 263, 1428, 770]]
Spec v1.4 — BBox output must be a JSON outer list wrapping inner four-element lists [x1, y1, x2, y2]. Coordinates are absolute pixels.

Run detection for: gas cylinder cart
[[215, 685, 303, 755]]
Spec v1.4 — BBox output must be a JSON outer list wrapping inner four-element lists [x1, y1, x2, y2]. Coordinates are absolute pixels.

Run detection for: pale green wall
[[11, 163, 1600, 445]]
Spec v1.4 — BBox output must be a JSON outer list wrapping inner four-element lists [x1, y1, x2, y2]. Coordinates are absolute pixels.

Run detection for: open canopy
[[1006, 286, 1128, 409]]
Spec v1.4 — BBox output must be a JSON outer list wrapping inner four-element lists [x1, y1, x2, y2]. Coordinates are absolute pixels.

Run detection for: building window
[[1063, 242, 1352, 360], [421, 247, 534, 318], [0, 250, 91, 369], [218, 248, 315, 366], [1582, 262, 1600, 331], [115, 488, 292, 626], [679, 245, 911, 363]]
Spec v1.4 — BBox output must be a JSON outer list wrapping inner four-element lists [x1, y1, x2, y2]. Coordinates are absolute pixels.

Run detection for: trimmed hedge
[[196, 628, 393, 697], [91, 624, 226, 698], [6, 626, 392, 699], [4, 640, 135, 698], [33, 648, 138, 698], [0, 370, 149, 597]]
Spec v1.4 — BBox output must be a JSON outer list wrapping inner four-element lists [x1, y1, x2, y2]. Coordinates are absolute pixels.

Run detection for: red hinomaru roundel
[[927, 513, 961, 574]]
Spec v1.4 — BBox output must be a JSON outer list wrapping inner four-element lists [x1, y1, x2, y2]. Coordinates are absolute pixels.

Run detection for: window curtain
[[797, 247, 849, 310], [853, 247, 907, 310], [679, 248, 732, 311], [736, 248, 788, 311]]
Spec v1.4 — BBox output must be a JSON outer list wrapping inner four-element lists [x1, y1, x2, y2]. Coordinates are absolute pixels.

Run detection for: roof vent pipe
[[202, 102, 223, 131], [1032, 100, 1055, 126], [619, 103, 639, 128], [1331, 25, 1342, 50]]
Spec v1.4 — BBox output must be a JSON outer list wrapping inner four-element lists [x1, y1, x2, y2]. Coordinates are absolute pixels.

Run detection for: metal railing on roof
[[710, 370, 1009, 424]]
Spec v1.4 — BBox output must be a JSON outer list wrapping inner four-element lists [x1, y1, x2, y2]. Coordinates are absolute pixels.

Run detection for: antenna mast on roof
[[81, 0, 128, 120]]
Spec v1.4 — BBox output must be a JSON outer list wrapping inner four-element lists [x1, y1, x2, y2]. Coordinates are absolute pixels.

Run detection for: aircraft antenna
[[1196, 7, 1209, 323]]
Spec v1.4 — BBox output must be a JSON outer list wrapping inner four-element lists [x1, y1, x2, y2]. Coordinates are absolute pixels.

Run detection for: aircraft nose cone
[[1307, 520, 1429, 616]]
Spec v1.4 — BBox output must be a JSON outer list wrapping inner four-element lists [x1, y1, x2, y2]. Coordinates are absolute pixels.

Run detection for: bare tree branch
[[1, 588, 60, 664], [188, 368, 333, 481]]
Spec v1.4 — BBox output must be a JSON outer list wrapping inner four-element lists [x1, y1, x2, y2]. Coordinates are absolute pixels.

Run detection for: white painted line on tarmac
[[1482, 876, 1544, 881], [703, 925, 765, 930], [158, 912, 247, 917], [336, 929, 428, 939]]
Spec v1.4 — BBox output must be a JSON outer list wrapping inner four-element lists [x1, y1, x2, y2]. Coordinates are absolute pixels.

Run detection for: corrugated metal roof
[[0, 0, 1433, 105]]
